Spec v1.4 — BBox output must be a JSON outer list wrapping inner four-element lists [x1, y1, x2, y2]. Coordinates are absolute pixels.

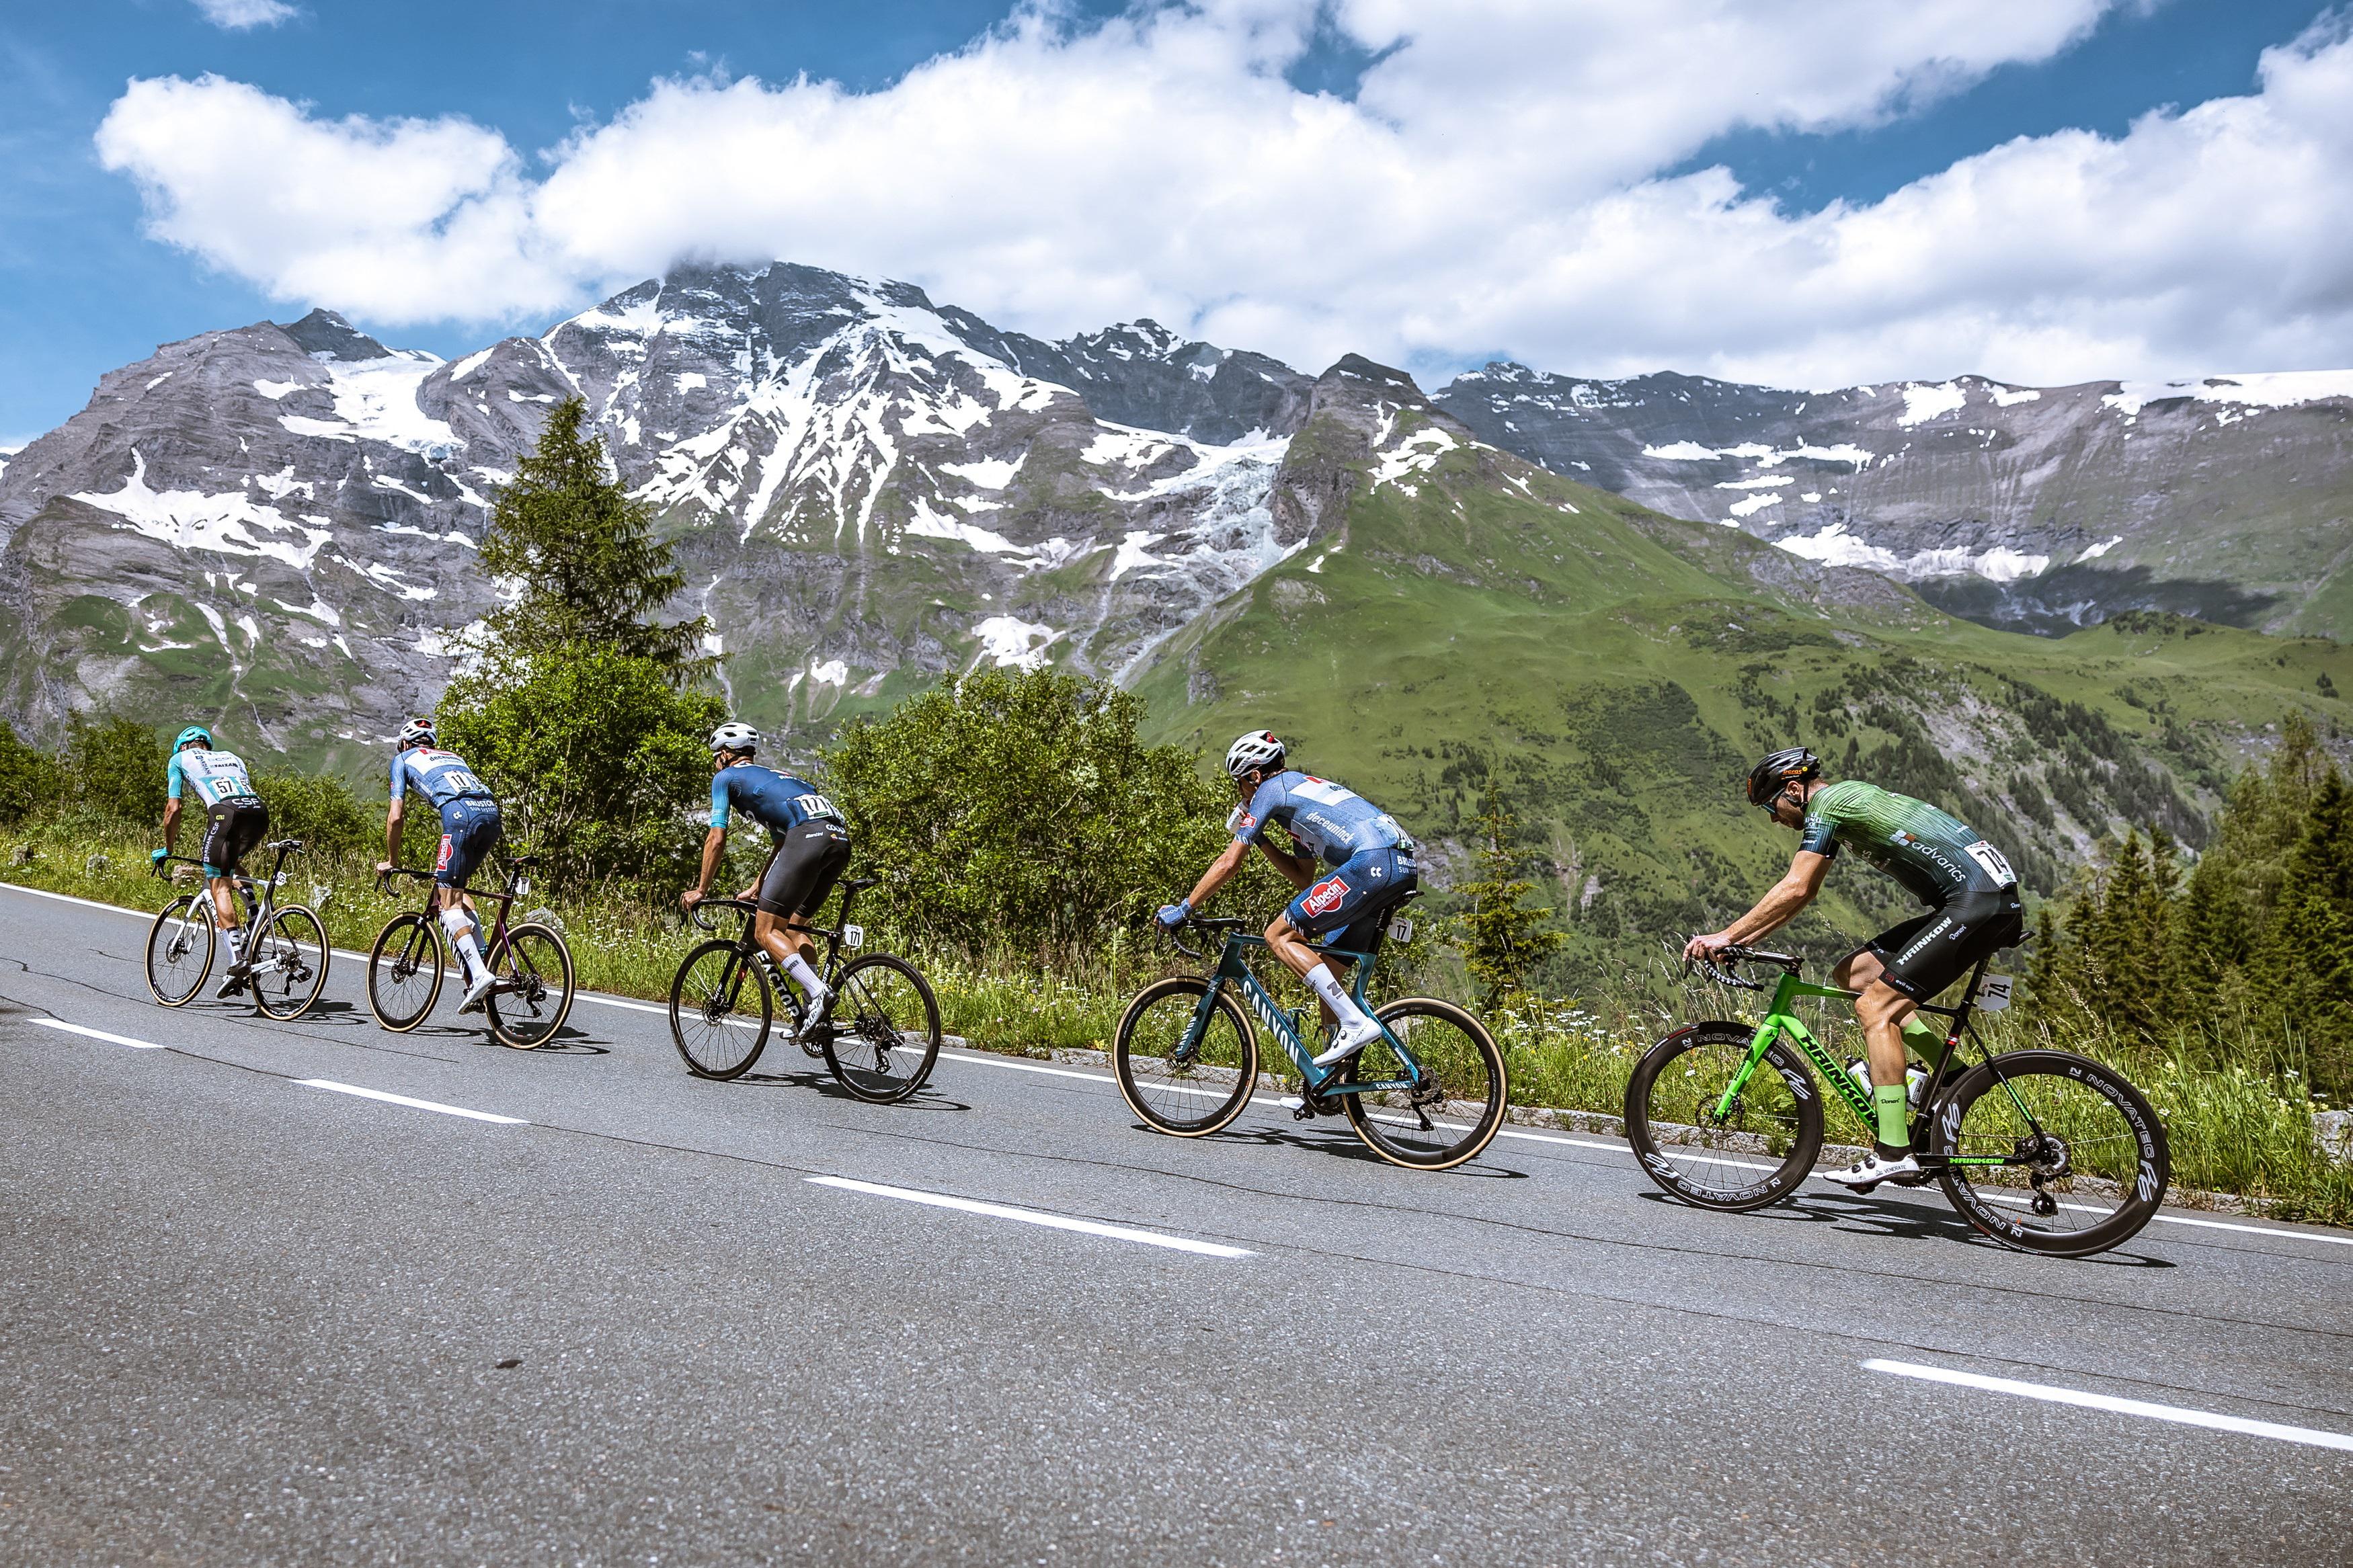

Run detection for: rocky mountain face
[[3, 256, 2348, 776], [1434, 365, 2353, 638], [0, 264, 1324, 762]]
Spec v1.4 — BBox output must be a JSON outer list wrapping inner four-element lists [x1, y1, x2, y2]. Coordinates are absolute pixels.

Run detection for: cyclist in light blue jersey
[[374, 717, 503, 1013], [1158, 730, 1420, 1067], [683, 721, 850, 1023], [151, 725, 270, 999]]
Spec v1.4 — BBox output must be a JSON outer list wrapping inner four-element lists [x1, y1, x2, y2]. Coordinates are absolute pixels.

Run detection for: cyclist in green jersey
[[1685, 747, 2025, 1190]]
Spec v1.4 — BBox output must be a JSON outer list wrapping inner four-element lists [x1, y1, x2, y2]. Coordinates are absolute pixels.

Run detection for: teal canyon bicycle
[[1626, 944, 2169, 1257], [1115, 907, 1506, 1170]]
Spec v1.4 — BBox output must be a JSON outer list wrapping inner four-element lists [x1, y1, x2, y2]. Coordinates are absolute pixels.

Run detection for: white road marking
[[807, 1175, 1253, 1257], [937, 1046, 1121, 1085], [296, 1079, 528, 1125], [1866, 1359, 2353, 1453], [33, 1018, 166, 1050]]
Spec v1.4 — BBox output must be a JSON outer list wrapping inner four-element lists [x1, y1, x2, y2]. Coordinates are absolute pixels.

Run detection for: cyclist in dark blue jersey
[[682, 721, 850, 1024], [374, 718, 503, 1014], [1158, 730, 1419, 1066], [151, 724, 270, 998]]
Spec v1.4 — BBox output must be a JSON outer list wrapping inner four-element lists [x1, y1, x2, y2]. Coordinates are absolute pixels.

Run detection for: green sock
[[1873, 1083, 1911, 1149], [1900, 1018, 1948, 1067]]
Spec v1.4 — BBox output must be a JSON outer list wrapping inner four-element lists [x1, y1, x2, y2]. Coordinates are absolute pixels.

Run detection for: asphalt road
[[4, 881, 2350, 1567]]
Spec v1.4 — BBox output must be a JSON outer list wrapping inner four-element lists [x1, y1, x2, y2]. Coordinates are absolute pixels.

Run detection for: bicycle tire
[[821, 953, 943, 1103], [1625, 1022, 1823, 1211], [248, 904, 329, 1020], [145, 895, 216, 1007], [1929, 1048, 2169, 1258], [1341, 997, 1508, 1171], [670, 939, 772, 1079], [485, 922, 575, 1048], [1112, 976, 1259, 1137], [367, 913, 444, 1031]]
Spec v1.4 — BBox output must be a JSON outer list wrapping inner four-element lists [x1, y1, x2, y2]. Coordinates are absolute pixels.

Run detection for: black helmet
[[1746, 747, 1821, 806]]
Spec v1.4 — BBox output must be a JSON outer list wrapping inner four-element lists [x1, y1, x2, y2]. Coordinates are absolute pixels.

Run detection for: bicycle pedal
[[1291, 1102, 1319, 1122]]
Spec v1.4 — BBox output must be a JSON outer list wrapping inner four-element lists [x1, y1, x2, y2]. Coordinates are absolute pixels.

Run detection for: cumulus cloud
[[95, 1, 2353, 386], [192, 0, 298, 30]]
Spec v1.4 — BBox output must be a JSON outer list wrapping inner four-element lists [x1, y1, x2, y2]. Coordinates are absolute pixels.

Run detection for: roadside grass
[[7, 817, 2347, 1225]]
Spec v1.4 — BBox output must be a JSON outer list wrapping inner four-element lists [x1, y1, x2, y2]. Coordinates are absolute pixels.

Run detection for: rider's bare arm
[[377, 797, 405, 873], [159, 796, 182, 855], [1183, 838, 1253, 911], [1685, 850, 1831, 958], [1253, 836, 1316, 891], [684, 825, 726, 906]]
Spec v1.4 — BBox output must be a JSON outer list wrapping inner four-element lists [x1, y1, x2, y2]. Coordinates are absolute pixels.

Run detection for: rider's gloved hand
[[150, 848, 169, 866], [1156, 900, 1191, 931]]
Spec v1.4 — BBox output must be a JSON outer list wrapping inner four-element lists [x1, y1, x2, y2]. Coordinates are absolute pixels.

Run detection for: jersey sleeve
[[165, 753, 185, 801], [1798, 810, 1840, 858], [1232, 778, 1283, 844], [388, 753, 409, 800], [709, 772, 731, 830]]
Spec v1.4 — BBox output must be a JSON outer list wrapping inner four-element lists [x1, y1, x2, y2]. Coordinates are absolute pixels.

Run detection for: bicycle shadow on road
[[734, 1066, 974, 1112], [1634, 1188, 2175, 1267], [1140, 1119, 1531, 1178]]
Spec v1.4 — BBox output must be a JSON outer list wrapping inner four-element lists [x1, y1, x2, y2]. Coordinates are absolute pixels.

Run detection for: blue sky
[[2, 0, 2345, 445]]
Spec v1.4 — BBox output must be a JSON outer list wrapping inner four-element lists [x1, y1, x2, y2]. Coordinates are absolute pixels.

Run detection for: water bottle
[[1848, 1059, 1932, 1108]]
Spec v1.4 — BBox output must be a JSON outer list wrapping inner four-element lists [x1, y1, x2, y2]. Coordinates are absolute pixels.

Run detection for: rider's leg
[[1853, 979, 1917, 1155], [1267, 915, 1370, 1024], [1834, 947, 1949, 1071], [752, 911, 829, 1011], [436, 885, 489, 983]]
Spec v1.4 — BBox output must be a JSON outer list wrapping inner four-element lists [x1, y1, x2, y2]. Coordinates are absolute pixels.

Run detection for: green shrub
[[254, 768, 377, 860], [66, 713, 168, 825], [0, 721, 60, 826]]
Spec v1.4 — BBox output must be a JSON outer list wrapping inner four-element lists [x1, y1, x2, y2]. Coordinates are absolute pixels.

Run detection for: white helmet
[[396, 718, 435, 750], [709, 720, 760, 757], [1224, 729, 1286, 782]]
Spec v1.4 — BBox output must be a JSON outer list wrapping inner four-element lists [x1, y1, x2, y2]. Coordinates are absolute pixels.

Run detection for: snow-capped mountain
[[1434, 365, 2353, 636]]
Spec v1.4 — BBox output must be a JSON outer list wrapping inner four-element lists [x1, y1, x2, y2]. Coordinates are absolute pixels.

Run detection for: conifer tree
[[2273, 766, 2353, 1087], [1447, 783, 1566, 1009]]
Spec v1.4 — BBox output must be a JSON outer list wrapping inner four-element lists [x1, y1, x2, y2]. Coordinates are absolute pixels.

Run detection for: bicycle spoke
[[1933, 1049, 2168, 1256], [1114, 978, 1257, 1136], [1626, 1024, 1821, 1210], [670, 942, 770, 1078], [822, 955, 941, 1103]]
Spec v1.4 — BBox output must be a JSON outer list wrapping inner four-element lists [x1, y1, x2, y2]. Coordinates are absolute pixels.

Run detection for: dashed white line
[[807, 1175, 1254, 1257], [1866, 1359, 2353, 1453], [32, 1018, 166, 1050], [296, 1079, 528, 1125]]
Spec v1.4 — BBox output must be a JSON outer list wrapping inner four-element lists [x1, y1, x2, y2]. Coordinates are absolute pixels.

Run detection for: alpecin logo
[[1302, 876, 1350, 917]]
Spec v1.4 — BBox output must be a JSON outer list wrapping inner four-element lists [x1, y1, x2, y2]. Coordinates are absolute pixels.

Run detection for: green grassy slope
[[1135, 388, 2353, 986]]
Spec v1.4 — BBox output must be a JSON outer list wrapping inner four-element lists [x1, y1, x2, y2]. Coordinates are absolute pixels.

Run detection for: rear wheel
[[1113, 977, 1259, 1136], [1341, 998, 1507, 1171], [670, 940, 772, 1079], [248, 905, 329, 1020], [367, 914, 442, 1031], [821, 954, 943, 1103], [145, 896, 216, 1007], [484, 923, 574, 1048], [1930, 1048, 2168, 1257], [1625, 1022, 1822, 1210]]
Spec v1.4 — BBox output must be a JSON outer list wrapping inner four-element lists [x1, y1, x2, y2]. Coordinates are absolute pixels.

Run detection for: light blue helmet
[[174, 726, 211, 751]]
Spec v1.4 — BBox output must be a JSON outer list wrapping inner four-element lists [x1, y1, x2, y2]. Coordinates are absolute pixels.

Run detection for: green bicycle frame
[[1712, 963, 2020, 1165], [1182, 932, 1423, 1098]]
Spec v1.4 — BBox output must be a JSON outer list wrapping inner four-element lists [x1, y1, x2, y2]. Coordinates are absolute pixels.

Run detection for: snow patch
[[941, 457, 1019, 489], [1989, 386, 2042, 407], [70, 450, 333, 571], [972, 616, 1061, 671], [1370, 425, 1459, 491], [1715, 475, 1793, 491], [1897, 382, 1966, 426], [253, 378, 302, 400], [2075, 534, 2124, 563], [1773, 522, 2050, 583], [1727, 493, 1782, 518], [2102, 369, 2353, 418]]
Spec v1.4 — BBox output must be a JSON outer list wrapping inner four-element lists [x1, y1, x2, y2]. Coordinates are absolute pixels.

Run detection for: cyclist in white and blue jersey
[[682, 721, 850, 1023], [374, 718, 502, 1013], [1158, 731, 1420, 1066], [151, 725, 270, 998]]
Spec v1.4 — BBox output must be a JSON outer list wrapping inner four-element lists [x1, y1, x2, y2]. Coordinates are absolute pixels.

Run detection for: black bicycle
[[668, 877, 942, 1103], [145, 839, 329, 1020], [367, 857, 575, 1048]]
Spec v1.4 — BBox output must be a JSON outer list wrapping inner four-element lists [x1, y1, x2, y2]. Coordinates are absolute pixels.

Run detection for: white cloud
[[193, 0, 298, 30], [94, 2, 2353, 386]]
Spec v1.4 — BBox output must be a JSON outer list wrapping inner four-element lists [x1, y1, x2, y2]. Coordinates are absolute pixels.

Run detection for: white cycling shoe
[[457, 971, 499, 1015], [1312, 1017, 1384, 1069], [214, 964, 249, 1000], [1823, 1150, 1921, 1191]]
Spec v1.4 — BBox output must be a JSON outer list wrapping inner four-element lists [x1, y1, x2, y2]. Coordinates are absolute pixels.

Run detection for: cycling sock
[[1872, 1083, 1910, 1149], [439, 909, 485, 979], [1305, 963, 1370, 1029], [781, 950, 826, 1001], [223, 925, 245, 962], [1900, 1018, 1948, 1064]]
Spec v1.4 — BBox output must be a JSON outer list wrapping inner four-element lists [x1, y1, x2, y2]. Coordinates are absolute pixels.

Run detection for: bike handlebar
[[687, 896, 760, 932], [1684, 943, 1802, 991]]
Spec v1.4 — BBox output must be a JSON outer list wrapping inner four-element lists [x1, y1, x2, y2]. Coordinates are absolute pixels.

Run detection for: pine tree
[[2273, 766, 2353, 1094], [475, 397, 709, 676], [1446, 784, 1565, 1009]]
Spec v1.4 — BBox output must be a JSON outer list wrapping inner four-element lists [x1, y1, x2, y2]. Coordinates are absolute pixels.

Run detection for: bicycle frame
[[695, 879, 873, 1011], [1182, 931, 1423, 1099], [161, 839, 300, 932], [1714, 949, 2020, 1167]]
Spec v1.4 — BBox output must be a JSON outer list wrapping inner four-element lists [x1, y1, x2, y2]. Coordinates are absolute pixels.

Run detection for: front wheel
[[1929, 1048, 2169, 1257], [822, 954, 943, 1104], [367, 913, 443, 1031], [484, 923, 575, 1048], [670, 940, 772, 1079], [145, 895, 216, 1007], [248, 905, 329, 1020], [1112, 977, 1260, 1137], [1625, 1022, 1823, 1210], [1342, 998, 1508, 1171]]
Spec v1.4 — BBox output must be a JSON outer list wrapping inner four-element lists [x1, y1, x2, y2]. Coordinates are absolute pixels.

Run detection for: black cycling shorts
[[756, 820, 852, 921], [1853, 888, 2024, 1003], [200, 796, 270, 878]]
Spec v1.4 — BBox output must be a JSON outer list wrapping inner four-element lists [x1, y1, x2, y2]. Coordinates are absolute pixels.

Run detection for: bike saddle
[[840, 875, 879, 893], [508, 854, 542, 866]]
